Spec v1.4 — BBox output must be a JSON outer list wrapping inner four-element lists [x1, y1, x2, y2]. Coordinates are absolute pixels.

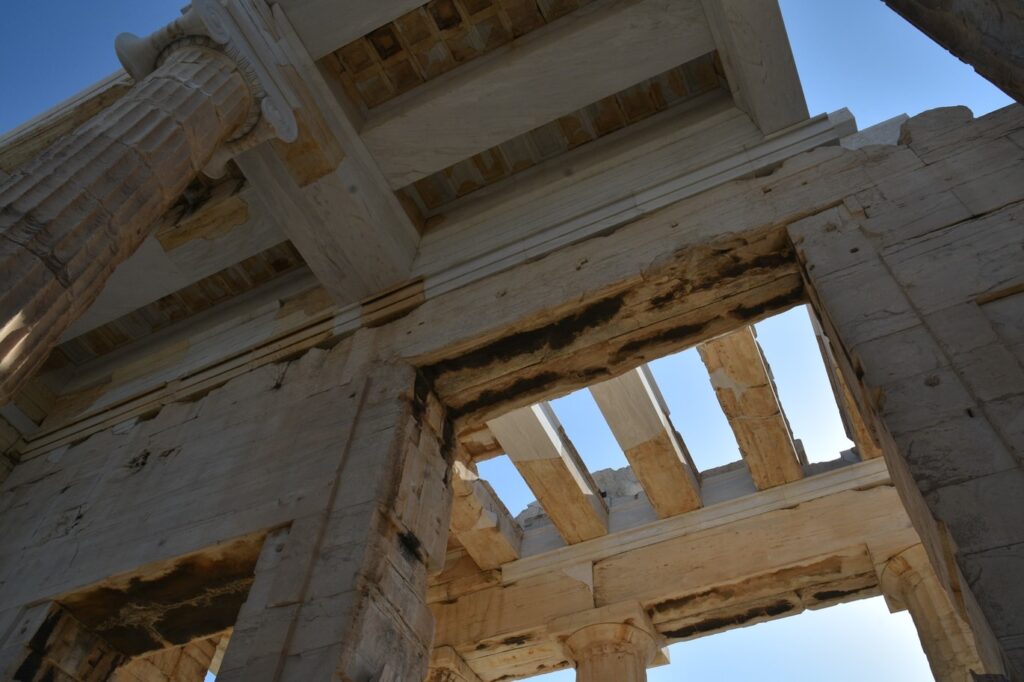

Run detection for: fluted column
[[566, 622, 658, 682], [0, 39, 253, 403], [880, 544, 989, 681], [0, 0, 304, 405]]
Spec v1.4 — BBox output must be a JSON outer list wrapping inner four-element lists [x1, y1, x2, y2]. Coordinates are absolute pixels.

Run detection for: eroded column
[[880, 545, 991, 681], [0, 33, 257, 404], [552, 604, 662, 682], [567, 623, 657, 682]]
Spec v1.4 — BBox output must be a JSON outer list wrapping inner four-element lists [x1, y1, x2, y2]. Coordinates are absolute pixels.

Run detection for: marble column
[[0, 0, 298, 405], [880, 544, 992, 681], [566, 622, 658, 682]]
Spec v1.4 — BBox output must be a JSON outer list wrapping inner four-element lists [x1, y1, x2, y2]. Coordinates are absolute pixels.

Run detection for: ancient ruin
[[0, 0, 1021, 680]]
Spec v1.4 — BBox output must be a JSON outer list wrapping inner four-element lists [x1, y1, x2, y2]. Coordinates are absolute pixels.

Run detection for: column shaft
[[881, 545, 988, 681], [0, 41, 252, 403], [567, 623, 657, 682]]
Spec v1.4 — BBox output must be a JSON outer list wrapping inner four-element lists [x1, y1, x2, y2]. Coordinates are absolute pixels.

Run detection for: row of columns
[[428, 545, 994, 682]]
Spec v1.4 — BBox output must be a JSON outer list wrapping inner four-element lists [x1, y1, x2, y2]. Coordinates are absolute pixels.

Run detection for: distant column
[[879, 544, 992, 681], [567, 622, 658, 682]]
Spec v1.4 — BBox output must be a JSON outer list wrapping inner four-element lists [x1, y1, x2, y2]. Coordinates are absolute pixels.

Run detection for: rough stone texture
[[216, 360, 453, 682], [0, 605, 126, 681], [566, 623, 658, 682], [881, 544, 986, 681], [0, 42, 253, 405], [884, 0, 1024, 104], [792, 105, 1024, 679], [112, 634, 222, 682], [0, 332, 453, 682]]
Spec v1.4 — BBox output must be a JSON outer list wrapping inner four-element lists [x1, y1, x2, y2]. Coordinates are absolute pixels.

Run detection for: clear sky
[[1, 2, 1013, 681]]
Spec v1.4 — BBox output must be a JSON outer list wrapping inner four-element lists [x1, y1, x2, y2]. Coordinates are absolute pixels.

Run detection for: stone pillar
[[0, 43, 251, 403], [880, 545, 990, 681], [0, 0, 298, 405], [566, 623, 658, 682], [551, 603, 662, 682], [213, 356, 453, 681], [789, 105, 1024, 679]]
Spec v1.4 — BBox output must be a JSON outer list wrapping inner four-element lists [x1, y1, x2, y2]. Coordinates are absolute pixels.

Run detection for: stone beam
[[1, 605, 126, 681], [589, 367, 702, 517], [360, 0, 716, 188], [430, 461, 917, 679], [235, 6, 420, 305], [883, 0, 1024, 104], [698, 326, 805, 489], [488, 403, 608, 545], [428, 647, 483, 682], [449, 461, 523, 569], [699, 0, 809, 134], [276, 0, 424, 61]]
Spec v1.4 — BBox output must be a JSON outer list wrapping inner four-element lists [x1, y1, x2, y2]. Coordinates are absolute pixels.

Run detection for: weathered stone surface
[[0, 43, 253, 405], [884, 1, 1024, 103]]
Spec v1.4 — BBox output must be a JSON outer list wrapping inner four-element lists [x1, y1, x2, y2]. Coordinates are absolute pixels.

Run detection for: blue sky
[[1, 2, 1012, 681]]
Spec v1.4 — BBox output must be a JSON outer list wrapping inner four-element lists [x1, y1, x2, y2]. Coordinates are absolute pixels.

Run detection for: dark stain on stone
[[651, 587, 727, 615], [440, 413, 456, 464], [728, 286, 804, 321], [412, 370, 432, 425], [502, 634, 531, 646], [612, 322, 709, 363], [100, 624, 164, 658], [13, 609, 60, 680], [154, 587, 249, 646], [717, 251, 794, 281], [426, 295, 626, 377], [398, 529, 424, 564], [125, 450, 150, 473], [27, 608, 61, 652], [663, 600, 795, 640], [452, 366, 609, 419], [60, 538, 261, 658], [811, 586, 872, 602], [450, 371, 559, 418]]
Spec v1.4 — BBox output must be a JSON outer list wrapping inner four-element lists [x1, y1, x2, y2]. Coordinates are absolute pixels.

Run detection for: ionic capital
[[115, 0, 298, 175]]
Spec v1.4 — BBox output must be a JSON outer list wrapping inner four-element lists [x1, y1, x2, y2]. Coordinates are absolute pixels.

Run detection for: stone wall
[[0, 330, 453, 681], [792, 105, 1024, 678]]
